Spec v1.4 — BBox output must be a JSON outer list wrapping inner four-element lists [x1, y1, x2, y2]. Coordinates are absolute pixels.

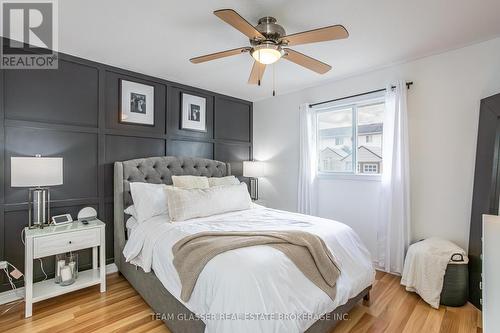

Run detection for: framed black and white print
[[181, 93, 206, 132], [120, 80, 155, 125]]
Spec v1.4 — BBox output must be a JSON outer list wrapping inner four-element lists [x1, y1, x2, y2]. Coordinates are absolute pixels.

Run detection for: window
[[362, 163, 379, 174], [317, 107, 353, 172], [315, 94, 384, 175]]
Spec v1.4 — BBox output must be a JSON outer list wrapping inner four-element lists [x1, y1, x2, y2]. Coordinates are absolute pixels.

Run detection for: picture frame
[[180, 93, 207, 132], [120, 80, 155, 126]]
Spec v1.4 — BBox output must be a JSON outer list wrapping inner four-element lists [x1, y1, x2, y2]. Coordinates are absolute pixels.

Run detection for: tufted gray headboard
[[113, 156, 231, 270]]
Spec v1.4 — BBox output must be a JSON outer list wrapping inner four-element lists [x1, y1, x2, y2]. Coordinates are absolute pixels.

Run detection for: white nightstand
[[24, 219, 106, 318]]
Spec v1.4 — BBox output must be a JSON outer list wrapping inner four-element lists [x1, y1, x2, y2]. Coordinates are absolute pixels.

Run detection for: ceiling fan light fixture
[[251, 44, 282, 65], [191, 9, 348, 84]]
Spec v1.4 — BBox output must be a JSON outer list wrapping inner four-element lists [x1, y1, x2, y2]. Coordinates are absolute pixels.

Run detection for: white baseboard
[[106, 263, 118, 274], [0, 263, 118, 306]]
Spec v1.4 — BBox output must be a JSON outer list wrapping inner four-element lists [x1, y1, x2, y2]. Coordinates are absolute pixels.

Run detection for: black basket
[[440, 254, 469, 307]]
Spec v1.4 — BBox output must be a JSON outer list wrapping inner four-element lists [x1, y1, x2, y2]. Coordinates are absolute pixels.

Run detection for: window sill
[[317, 172, 382, 182]]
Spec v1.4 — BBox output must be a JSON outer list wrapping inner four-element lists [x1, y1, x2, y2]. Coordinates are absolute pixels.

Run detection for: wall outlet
[[0, 261, 7, 270]]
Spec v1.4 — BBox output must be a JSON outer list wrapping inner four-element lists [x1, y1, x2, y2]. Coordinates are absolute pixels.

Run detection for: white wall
[[253, 38, 500, 257]]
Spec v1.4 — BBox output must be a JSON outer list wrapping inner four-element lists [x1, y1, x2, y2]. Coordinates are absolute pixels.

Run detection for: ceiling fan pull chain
[[273, 63, 276, 96], [258, 52, 261, 86]]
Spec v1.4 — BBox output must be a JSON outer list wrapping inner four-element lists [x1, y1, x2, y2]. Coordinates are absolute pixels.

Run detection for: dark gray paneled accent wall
[[215, 96, 251, 142], [215, 142, 252, 176], [5, 60, 99, 127], [0, 45, 252, 292]]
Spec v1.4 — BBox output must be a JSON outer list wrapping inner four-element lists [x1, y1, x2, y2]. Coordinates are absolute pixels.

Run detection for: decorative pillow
[[129, 182, 170, 224], [172, 175, 209, 189], [125, 216, 139, 238], [126, 215, 138, 230], [124, 205, 138, 220], [166, 183, 251, 221], [207, 175, 240, 187]]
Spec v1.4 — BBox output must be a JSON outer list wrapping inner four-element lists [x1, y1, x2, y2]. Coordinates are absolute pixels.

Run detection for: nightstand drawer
[[33, 228, 100, 258]]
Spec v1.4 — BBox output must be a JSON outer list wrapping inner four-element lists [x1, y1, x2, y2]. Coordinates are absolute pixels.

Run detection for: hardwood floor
[[0, 271, 481, 333], [333, 271, 482, 333]]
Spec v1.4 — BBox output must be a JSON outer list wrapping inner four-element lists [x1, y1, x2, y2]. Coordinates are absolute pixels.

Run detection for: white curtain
[[377, 81, 411, 274], [298, 103, 317, 215]]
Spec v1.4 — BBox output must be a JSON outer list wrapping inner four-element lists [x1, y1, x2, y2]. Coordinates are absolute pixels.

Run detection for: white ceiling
[[59, 0, 500, 101]]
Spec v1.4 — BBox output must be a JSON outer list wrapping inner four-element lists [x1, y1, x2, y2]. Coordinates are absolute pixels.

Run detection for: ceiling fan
[[190, 9, 349, 86]]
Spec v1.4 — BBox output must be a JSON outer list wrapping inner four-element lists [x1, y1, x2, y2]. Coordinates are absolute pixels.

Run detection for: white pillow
[[124, 205, 138, 220], [208, 176, 240, 187], [172, 175, 209, 189], [129, 182, 170, 224], [126, 215, 139, 230], [166, 183, 251, 221]]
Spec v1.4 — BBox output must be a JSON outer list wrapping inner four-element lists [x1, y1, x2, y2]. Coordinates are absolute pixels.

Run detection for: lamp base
[[249, 178, 259, 201], [29, 187, 50, 229]]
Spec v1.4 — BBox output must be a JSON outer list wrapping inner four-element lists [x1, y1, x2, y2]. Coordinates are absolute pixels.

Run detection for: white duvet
[[123, 206, 375, 333]]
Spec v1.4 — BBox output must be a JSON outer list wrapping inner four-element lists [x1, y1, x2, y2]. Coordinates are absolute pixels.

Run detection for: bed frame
[[114, 156, 371, 333]]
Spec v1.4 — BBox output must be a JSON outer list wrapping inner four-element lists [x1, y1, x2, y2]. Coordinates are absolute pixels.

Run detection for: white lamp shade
[[243, 161, 265, 178], [11, 157, 63, 187]]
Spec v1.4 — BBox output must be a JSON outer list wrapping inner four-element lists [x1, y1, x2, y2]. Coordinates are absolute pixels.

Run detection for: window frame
[[313, 91, 384, 180]]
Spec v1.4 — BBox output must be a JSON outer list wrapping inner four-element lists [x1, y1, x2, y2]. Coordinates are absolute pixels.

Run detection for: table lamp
[[243, 161, 264, 200], [11, 155, 63, 229]]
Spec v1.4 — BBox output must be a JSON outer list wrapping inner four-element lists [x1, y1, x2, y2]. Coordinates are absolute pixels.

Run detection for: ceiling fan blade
[[282, 48, 331, 74], [214, 9, 263, 40], [281, 25, 348, 46], [190, 47, 249, 64], [248, 61, 266, 85]]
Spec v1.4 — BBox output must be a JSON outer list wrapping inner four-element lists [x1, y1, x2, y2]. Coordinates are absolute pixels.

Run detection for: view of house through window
[[316, 96, 384, 174]]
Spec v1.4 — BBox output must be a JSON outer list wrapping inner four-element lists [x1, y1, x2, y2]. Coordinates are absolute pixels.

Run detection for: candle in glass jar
[[60, 266, 72, 282], [69, 261, 76, 275], [57, 260, 65, 276]]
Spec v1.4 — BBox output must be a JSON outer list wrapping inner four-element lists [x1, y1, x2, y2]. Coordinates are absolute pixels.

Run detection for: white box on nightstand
[[24, 219, 106, 318]]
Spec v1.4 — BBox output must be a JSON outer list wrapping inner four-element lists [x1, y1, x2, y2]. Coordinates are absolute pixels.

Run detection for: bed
[[114, 156, 374, 333]]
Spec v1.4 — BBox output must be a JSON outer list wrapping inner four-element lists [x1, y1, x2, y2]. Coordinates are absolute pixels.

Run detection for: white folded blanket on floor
[[401, 237, 467, 308]]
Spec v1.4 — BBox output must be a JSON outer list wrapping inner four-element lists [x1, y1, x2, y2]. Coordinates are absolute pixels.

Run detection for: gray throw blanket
[[172, 230, 341, 302]]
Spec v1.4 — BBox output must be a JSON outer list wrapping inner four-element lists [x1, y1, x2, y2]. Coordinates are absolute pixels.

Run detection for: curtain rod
[[310, 81, 413, 107]]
